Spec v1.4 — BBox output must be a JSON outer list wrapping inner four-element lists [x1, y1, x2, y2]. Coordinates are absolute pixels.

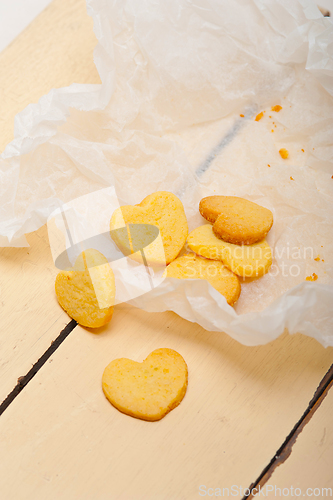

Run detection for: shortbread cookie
[[110, 191, 188, 265], [165, 254, 241, 305], [187, 225, 272, 278], [199, 196, 226, 224], [199, 196, 273, 245], [102, 348, 188, 421], [55, 249, 115, 328]]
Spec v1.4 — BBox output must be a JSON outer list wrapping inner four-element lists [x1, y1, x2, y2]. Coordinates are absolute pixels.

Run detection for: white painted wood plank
[[0, 225, 71, 403], [0, 2, 332, 498], [0, 0, 100, 154], [265, 388, 333, 498], [0, 306, 332, 499], [0, 0, 100, 402]]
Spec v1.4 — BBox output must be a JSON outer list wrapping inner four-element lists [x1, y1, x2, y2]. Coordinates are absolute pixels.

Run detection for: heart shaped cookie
[[199, 196, 273, 245], [187, 225, 272, 278], [102, 348, 188, 421], [164, 254, 241, 306], [110, 191, 188, 265], [55, 249, 115, 328]]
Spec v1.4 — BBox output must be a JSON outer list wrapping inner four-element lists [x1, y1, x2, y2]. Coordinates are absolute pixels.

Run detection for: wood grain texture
[[0, 0, 99, 402], [0, 0, 100, 154], [265, 388, 333, 498], [0, 225, 72, 403], [0, 307, 332, 500], [0, 0, 333, 498]]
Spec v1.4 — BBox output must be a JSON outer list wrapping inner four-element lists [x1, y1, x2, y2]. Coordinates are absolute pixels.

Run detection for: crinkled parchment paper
[[1, 0, 332, 346]]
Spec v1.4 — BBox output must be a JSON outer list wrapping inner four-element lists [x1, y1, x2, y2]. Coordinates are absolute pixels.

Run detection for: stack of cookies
[[188, 196, 273, 279], [166, 195, 273, 307], [55, 192, 274, 327], [110, 192, 241, 306]]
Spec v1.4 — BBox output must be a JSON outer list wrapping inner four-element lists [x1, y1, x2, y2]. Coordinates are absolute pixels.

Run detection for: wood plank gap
[[242, 362, 333, 499], [0, 319, 77, 416]]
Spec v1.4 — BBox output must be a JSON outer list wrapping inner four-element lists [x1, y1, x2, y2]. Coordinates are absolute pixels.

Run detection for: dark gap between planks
[[0, 319, 77, 416], [0, 109, 254, 415], [242, 363, 333, 500], [1, 317, 332, 492]]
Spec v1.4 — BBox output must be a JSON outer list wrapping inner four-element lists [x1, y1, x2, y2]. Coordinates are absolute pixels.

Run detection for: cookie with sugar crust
[[199, 196, 273, 245]]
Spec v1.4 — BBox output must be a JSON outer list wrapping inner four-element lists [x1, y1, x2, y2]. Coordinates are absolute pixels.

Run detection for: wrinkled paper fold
[[1, 0, 332, 346]]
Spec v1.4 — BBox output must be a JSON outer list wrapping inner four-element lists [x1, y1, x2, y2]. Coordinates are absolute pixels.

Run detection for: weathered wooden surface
[[0, 1, 332, 498]]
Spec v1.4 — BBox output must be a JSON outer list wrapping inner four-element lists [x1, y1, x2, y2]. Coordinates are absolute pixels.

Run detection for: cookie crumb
[[279, 148, 289, 159], [290, 176, 294, 180], [272, 105, 282, 112], [240, 114, 244, 117], [301, 149, 304, 152], [314, 256, 320, 261], [267, 164, 271, 167], [255, 112, 264, 121], [306, 273, 318, 281]]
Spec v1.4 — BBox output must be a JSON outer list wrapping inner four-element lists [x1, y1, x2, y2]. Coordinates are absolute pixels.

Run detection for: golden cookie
[[164, 254, 241, 306], [199, 196, 226, 224], [55, 249, 115, 328], [199, 196, 273, 245], [187, 225, 272, 278], [102, 348, 188, 421], [110, 191, 188, 265]]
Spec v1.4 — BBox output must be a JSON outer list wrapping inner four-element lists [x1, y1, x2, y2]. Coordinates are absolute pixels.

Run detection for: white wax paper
[[0, 0, 332, 346]]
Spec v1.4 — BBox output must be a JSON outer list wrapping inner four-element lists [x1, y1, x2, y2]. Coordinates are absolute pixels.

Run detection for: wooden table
[[0, 1, 332, 498]]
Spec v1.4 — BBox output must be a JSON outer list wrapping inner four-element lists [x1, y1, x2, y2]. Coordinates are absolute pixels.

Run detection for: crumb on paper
[[255, 112, 264, 121], [306, 273, 318, 281], [271, 129, 274, 132], [290, 176, 294, 180], [301, 149, 304, 152], [279, 148, 289, 159], [271, 105, 282, 112], [267, 164, 271, 167], [240, 114, 244, 117], [314, 256, 320, 261]]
